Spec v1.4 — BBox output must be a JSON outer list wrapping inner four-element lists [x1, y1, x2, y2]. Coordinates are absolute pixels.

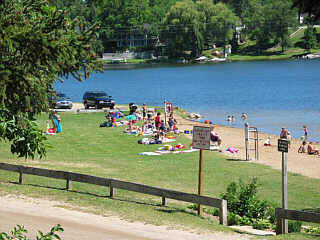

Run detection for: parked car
[[49, 92, 73, 109], [83, 91, 115, 109]]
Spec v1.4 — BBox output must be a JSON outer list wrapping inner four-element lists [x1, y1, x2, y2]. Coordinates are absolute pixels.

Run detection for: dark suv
[[83, 91, 115, 109]]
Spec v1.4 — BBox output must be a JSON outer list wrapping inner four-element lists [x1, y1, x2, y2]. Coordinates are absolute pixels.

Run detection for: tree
[[304, 25, 318, 52], [161, 0, 204, 58], [204, 2, 238, 54], [161, 0, 238, 58], [292, 0, 320, 23], [52, 0, 92, 21], [270, 0, 297, 52], [243, 0, 297, 51], [51, 0, 104, 56], [218, 0, 250, 20], [0, 0, 102, 159], [97, 0, 152, 50]]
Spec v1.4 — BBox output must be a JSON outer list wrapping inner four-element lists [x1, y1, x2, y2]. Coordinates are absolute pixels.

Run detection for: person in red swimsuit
[[155, 112, 161, 130]]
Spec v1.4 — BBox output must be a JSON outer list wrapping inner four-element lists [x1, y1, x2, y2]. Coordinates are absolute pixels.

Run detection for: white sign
[[192, 126, 211, 150]]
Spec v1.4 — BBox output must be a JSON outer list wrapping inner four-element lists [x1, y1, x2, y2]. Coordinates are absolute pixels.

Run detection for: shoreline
[[174, 113, 320, 180], [60, 103, 320, 179]]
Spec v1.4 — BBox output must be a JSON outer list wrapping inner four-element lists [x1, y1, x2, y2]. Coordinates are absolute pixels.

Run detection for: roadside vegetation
[[0, 112, 319, 239]]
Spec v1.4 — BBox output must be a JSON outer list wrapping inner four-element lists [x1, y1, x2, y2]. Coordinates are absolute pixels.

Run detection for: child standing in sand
[[303, 125, 308, 141]]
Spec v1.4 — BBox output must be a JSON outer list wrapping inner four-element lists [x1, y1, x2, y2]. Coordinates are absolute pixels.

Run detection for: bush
[[221, 177, 275, 228], [0, 224, 63, 240], [305, 226, 320, 235], [288, 220, 302, 233], [252, 219, 272, 230]]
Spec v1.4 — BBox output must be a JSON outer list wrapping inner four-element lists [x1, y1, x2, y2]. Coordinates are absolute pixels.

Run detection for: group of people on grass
[[104, 103, 223, 147], [131, 104, 179, 144]]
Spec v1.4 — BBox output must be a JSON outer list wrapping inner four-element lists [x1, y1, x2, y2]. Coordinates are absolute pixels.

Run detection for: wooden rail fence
[[0, 162, 227, 225], [275, 207, 320, 234]]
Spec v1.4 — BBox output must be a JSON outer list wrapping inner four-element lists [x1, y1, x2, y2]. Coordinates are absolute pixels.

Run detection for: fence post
[[66, 179, 73, 190], [219, 199, 228, 226], [19, 172, 25, 184], [110, 187, 117, 197], [162, 197, 166, 206], [65, 171, 73, 190], [110, 179, 117, 197], [276, 217, 283, 235], [19, 166, 25, 184]]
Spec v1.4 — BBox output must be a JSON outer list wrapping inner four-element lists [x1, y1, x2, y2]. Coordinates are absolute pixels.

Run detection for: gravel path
[[0, 196, 254, 240]]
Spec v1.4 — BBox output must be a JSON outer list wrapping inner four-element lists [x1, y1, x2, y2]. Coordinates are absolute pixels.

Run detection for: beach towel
[[139, 152, 162, 156], [226, 147, 239, 153], [210, 146, 220, 151]]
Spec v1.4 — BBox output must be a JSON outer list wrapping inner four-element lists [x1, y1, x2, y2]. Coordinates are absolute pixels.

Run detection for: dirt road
[[0, 196, 252, 240]]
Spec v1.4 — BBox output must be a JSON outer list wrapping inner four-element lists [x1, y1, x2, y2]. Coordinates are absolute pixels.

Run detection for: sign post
[[164, 100, 167, 127], [278, 139, 289, 234], [244, 123, 250, 161], [192, 126, 211, 216]]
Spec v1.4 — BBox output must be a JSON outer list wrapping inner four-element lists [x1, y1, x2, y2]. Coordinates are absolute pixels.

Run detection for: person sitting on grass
[[210, 126, 222, 146], [159, 120, 166, 131], [105, 115, 113, 127], [307, 142, 319, 155]]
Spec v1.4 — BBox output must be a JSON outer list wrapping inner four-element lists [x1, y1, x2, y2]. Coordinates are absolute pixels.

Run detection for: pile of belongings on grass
[[137, 137, 176, 145], [139, 143, 200, 156], [100, 111, 126, 127]]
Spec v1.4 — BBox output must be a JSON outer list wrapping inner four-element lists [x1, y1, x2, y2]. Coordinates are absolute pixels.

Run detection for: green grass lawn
[[0, 112, 319, 239]]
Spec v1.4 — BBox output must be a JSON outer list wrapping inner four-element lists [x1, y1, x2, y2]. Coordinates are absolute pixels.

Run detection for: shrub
[[0, 224, 63, 240], [221, 177, 275, 228], [252, 218, 272, 230], [288, 220, 302, 233], [305, 226, 320, 235]]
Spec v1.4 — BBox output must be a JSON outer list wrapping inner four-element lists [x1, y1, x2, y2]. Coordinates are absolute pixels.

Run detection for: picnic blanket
[[139, 148, 199, 156]]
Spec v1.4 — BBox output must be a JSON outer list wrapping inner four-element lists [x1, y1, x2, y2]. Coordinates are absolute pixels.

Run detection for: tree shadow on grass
[[2, 179, 222, 221], [2, 180, 178, 209]]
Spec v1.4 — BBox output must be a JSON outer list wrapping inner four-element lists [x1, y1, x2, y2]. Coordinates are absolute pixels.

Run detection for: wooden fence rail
[[0, 162, 227, 225], [275, 207, 320, 234]]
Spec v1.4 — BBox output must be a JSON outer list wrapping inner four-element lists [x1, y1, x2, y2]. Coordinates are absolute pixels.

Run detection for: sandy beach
[[174, 113, 320, 180]]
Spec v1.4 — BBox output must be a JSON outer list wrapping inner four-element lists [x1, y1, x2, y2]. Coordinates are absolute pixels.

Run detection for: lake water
[[55, 59, 320, 141]]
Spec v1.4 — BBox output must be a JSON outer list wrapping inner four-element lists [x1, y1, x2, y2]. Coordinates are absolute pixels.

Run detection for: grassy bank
[[0, 111, 319, 238]]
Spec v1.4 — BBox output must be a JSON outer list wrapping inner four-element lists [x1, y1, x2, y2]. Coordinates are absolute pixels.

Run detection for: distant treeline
[[52, 0, 320, 57]]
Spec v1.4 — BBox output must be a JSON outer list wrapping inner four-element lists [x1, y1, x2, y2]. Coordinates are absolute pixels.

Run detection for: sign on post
[[192, 126, 211, 216], [278, 139, 289, 152], [278, 138, 289, 234], [192, 126, 211, 150]]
